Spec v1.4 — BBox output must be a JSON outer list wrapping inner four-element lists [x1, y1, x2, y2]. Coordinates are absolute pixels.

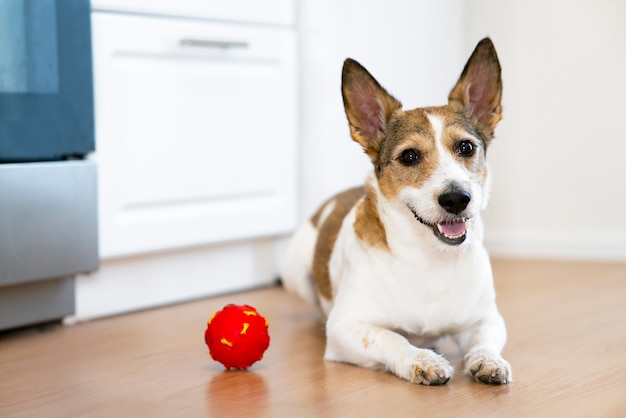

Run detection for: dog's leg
[[325, 318, 454, 385], [280, 221, 319, 306], [455, 312, 512, 384]]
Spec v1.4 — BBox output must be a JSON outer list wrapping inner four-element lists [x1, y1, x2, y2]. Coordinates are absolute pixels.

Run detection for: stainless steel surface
[[0, 276, 74, 330], [0, 160, 98, 330], [0, 160, 99, 286]]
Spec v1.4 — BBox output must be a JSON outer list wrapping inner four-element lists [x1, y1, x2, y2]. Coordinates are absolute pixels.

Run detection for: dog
[[281, 38, 511, 385]]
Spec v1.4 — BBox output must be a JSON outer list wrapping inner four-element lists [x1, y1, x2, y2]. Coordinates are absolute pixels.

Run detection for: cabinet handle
[[179, 39, 249, 50]]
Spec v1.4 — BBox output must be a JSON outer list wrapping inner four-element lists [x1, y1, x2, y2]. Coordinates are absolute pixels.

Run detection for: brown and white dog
[[281, 38, 511, 385]]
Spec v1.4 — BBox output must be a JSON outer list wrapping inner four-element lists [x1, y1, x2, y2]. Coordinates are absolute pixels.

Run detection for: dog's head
[[341, 38, 502, 246]]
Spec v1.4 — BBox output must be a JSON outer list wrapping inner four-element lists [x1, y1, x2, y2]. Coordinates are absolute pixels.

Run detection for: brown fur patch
[[311, 187, 364, 300], [375, 106, 494, 201], [354, 181, 389, 251], [362, 336, 371, 349], [429, 107, 488, 173], [376, 109, 440, 199]]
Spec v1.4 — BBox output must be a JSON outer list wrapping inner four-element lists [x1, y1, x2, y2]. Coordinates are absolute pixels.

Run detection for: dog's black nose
[[438, 190, 471, 215]]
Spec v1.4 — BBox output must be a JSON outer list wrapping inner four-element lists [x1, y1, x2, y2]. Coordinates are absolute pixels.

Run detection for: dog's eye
[[399, 149, 420, 166], [456, 140, 475, 157]]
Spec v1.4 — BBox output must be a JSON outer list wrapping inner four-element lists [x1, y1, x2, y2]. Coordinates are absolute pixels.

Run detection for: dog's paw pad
[[409, 351, 454, 386], [465, 349, 512, 385]]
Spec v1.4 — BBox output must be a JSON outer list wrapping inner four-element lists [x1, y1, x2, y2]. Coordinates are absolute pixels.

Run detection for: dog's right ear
[[342, 59, 402, 162], [448, 38, 502, 141]]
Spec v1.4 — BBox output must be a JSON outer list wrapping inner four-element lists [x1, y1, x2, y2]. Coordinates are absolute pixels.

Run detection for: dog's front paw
[[464, 348, 512, 384], [406, 350, 454, 386]]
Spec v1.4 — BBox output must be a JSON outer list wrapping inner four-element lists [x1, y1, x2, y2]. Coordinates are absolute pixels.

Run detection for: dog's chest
[[328, 209, 494, 335], [385, 253, 489, 330]]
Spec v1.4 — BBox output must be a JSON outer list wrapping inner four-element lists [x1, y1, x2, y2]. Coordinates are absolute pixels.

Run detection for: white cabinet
[[74, 4, 297, 321], [91, 0, 295, 26], [92, 12, 297, 258]]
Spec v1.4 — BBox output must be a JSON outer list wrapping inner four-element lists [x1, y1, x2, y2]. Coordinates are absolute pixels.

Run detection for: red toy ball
[[204, 304, 270, 369]]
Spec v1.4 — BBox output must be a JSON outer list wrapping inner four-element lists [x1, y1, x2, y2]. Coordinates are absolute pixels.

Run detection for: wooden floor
[[1, 259, 625, 417]]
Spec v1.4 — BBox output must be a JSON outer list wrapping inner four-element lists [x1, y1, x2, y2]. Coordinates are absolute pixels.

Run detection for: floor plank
[[1, 259, 625, 417]]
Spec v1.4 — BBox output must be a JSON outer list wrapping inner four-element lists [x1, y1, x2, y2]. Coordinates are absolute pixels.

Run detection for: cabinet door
[[92, 14, 297, 258]]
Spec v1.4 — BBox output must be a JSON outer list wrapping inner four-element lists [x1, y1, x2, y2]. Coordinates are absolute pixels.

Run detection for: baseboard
[[68, 237, 286, 323], [484, 231, 626, 262]]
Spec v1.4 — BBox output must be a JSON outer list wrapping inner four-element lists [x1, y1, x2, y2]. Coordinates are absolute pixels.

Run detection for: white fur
[[281, 112, 511, 386], [280, 220, 318, 306], [281, 198, 338, 306]]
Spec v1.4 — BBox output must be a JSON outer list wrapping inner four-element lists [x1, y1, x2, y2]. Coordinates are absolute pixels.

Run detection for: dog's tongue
[[438, 221, 466, 237]]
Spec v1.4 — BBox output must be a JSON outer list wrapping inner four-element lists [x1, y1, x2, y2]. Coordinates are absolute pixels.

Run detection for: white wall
[[467, 0, 626, 260], [298, 0, 626, 261], [298, 0, 466, 218]]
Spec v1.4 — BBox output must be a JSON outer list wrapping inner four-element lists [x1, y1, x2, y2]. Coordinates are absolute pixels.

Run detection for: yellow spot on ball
[[208, 312, 217, 325], [243, 310, 257, 317], [220, 338, 233, 348], [240, 323, 250, 335]]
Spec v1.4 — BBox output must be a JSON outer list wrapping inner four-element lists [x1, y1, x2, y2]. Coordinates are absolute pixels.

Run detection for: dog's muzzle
[[408, 190, 472, 246]]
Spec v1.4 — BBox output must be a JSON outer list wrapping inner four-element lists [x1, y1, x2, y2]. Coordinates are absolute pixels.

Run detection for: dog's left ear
[[342, 59, 402, 162], [448, 38, 502, 141]]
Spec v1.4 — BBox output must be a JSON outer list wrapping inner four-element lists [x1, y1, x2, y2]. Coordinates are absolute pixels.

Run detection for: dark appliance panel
[[0, 0, 98, 330]]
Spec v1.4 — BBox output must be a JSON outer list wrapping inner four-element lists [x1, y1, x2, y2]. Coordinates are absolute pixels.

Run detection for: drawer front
[[91, 0, 295, 26], [0, 161, 99, 285], [92, 13, 297, 258]]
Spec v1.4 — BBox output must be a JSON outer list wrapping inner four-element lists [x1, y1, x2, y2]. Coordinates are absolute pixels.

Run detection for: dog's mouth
[[408, 205, 469, 246]]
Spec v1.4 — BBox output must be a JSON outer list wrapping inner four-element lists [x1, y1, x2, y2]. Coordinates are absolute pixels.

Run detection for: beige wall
[[466, 0, 626, 260]]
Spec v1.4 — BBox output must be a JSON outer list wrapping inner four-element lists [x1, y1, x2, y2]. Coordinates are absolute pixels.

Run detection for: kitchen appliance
[[0, 0, 98, 330]]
